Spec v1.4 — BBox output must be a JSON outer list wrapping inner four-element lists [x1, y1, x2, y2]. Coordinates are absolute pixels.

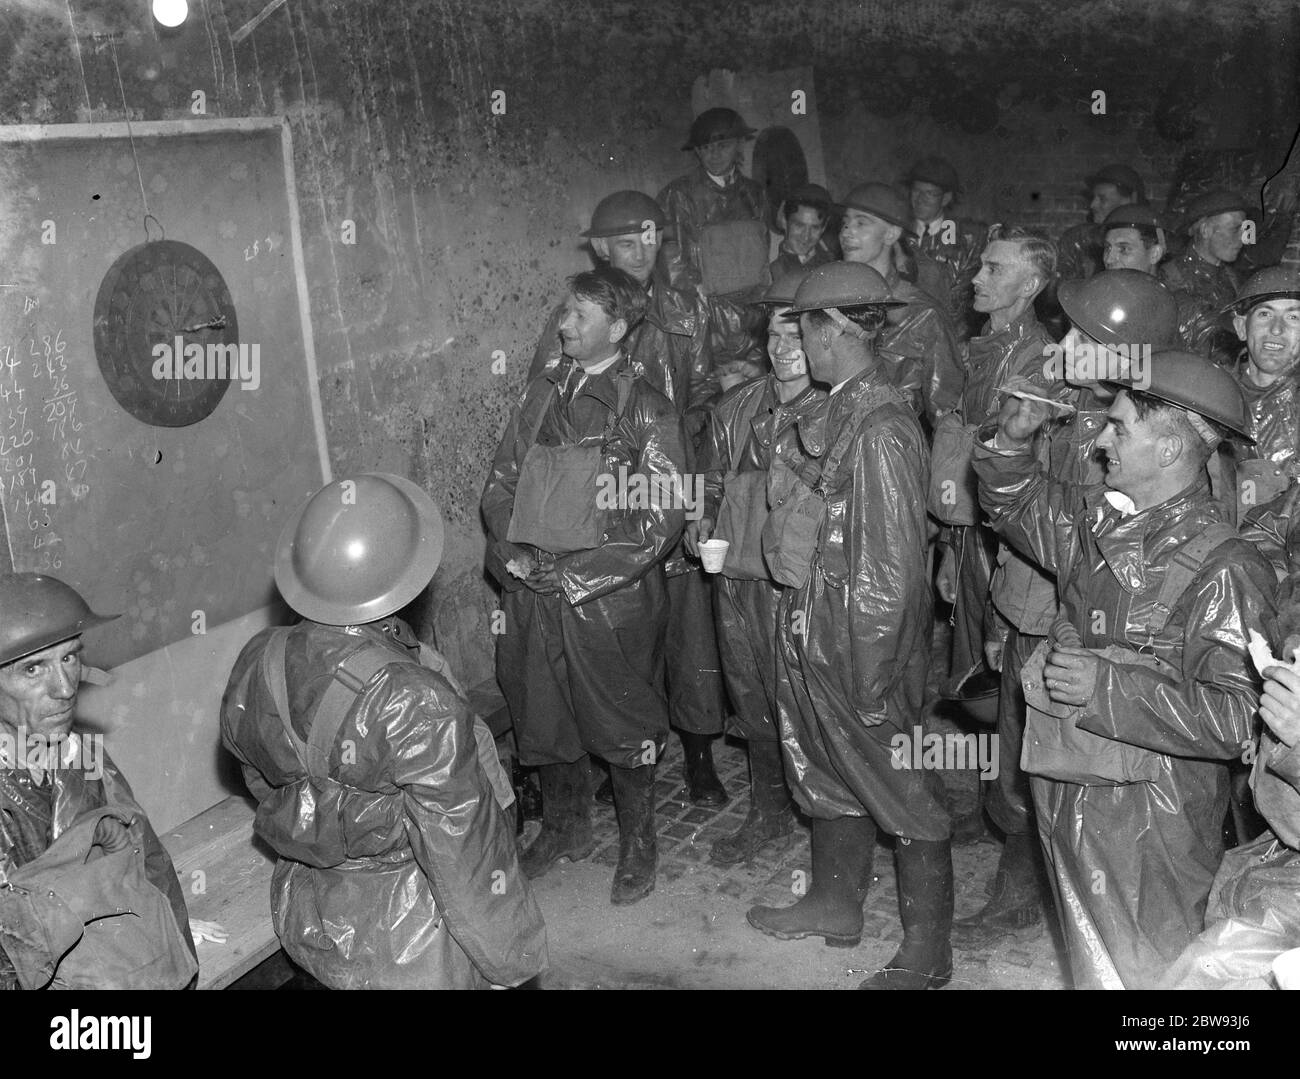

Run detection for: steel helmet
[[836, 182, 916, 237], [0, 573, 118, 667], [274, 473, 445, 627], [581, 191, 667, 239], [682, 107, 756, 150], [785, 262, 907, 314], [1224, 266, 1300, 316], [905, 156, 960, 194], [1057, 269, 1180, 348], [1102, 349, 1253, 440], [755, 268, 812, 307], [1179, 189, 1254, 234]]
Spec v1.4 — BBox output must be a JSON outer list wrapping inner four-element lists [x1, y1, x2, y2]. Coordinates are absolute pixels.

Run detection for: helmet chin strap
[[1183, 408, 1222, 449], [824, 306, 869, 340]]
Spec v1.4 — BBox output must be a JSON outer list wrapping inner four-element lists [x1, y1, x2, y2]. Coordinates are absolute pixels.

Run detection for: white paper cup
[[1273, 946, 1300, 989], [698, 538, 729, 573]]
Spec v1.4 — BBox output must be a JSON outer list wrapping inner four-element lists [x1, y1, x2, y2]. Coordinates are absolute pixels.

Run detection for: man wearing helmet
[[485, 265, 688, 906], [974, 350, 1276, 988], [1057, 163, 1146, 282], [745, 262, 955, 991], [687, 270, 825, 866], [0, 574, 196, 989], [657, 107, 770, 299], [837, 181, 964, 424], [529, 191, 732, 807], [1101, 205, 1167, 275], [222, 476, 547, 988]]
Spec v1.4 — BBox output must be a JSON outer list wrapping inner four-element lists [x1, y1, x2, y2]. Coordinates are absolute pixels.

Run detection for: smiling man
[[972, 351, 1276, 988], [1101, 204, 1166, 274], [769, 183, 837, 280], [0, 574, 195, 989]]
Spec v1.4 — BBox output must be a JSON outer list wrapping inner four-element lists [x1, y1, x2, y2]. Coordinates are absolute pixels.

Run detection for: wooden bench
[[161, 795, 279, 990]]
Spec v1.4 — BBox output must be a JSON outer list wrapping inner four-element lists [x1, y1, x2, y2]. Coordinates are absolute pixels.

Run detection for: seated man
[[222, 475, 547, 989], [0, 573, 196, 989]]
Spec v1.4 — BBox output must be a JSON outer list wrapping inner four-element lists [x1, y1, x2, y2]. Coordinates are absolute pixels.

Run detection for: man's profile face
[[1094, 391, 1163, 495], [0, 637, 82, 738], [909, 181, 951, 225], [1200, 211, 1246, 263], [972, 240, 1037, 315], [798, 312, 834, 383], [558, 295, 618, 365], [1103, 227, 1160, 273], [600, 231, 661, 286], [696, 138, 741, 177], [784, 206, 827, 259], [1237, 297, 1300, 377], [840, 209, 896, 265], [1089, 182, 1133, 224]]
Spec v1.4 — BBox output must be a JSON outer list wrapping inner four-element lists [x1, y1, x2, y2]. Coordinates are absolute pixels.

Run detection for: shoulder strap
[[305, 646, 395, 779], [262, 627, 306, 769], [814, 392, 890, 495], [1145, 523, 1238, 636]]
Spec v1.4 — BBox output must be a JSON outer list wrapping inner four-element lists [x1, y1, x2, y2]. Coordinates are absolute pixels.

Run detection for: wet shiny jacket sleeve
[[555, 388, 688, 605], [844, 414, 932, 722], [972, 436, 1071, 575], [480, 391, 532, 591], [388, 672, 548, 986], [1240, 482, 1300, 581], [527, 303, 564, 383], [1077, 540, 1277, 759]]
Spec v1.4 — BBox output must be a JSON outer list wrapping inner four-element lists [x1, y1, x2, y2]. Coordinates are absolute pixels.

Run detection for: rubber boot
[[949, 780, 988, 846], [519, 757, 594, 879], [710, 739, 795, 866], [952, 832, 1043, 945], [680, 730, 729, 807], [861, 838, 954, 989], [593, 764, 614, 806], [609, 762, 658, 906], [747, 815, 875, 947]]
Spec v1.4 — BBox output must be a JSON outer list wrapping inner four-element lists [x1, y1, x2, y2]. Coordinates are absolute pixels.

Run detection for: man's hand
[[1044, 644, 1099, 707], [936, 546, 958, 605], [996, 394, 1050, 448], [524, 566, 561, 596], [92, 816, 132, 854], [684, 516, 714, 557], [190, 919, 229, 947], [984, 638, 1004, 673], [1260, 665, 1300, 747]]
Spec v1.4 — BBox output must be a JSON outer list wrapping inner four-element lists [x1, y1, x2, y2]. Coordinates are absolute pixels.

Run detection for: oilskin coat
[[878, 267, 964, 426], [774, 372, 950, 838], [221, 619, 547, 989], [0, 747, 196, 989], [482, 356, 687, 767], [973, 443, 1277, 989], [1160, 247, 1242, 361], [657, 165, 769, 296], [702, 375, 825, 741], [915, 218, 988, 338]]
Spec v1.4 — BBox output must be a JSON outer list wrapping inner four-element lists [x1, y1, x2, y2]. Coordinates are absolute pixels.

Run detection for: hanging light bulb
[[152, 0, 189, 29]]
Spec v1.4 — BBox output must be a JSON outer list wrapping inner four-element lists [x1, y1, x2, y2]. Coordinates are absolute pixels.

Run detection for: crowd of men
[[4, 105, 1299, 992], [483, 106, 1300, 991]]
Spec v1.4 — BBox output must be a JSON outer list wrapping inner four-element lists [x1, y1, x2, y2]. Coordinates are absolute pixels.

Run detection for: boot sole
[[746, 914, 861, 949], [610, 879, 656, 906], [521, 841, 597, 880]]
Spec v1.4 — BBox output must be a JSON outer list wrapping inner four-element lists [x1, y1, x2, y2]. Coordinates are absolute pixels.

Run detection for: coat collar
[[1086, 476, 1214, 594]]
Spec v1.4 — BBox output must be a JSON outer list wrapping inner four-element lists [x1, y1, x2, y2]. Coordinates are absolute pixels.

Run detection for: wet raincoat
[[702, 375, 825, 741], [221, 618, 547, 989], [1228, 356, 1300, 522], [915, 217, 988, 337], [483, 355, 687, 767], [0, 746, 195, 989], [773, 371, 949, 837], [973, 441, 1277, 989], [657, 166, 770, 297], [1160, 247, 1242, 362], [1055, 221, 1103, 282], [877, 267, 964, 427]]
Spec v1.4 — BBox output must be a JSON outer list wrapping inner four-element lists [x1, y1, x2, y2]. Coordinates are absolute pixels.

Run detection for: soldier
[[1160, 190, 1252, 361], [838, 182, 964, 424], [974, 350, 1276, 988], [484, 265, 689, 905], [1101, 205, 1167, 274], [905, 155, 987, 338], [528, 192, 730, 806], [745, 263, 954, 991], [689, 270, 825, 865], [1226, 267, 1300, 516], [1057, 164, 1145, 282], [657, 107, 770, 300], [769, 183, 837, 281]]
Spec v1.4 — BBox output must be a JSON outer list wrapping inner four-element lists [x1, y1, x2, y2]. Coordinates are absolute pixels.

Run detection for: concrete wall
[[1, 0, 1296, 829]]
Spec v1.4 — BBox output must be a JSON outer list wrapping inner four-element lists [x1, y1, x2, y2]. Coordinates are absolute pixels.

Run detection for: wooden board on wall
[[0, 119, 329, 668]]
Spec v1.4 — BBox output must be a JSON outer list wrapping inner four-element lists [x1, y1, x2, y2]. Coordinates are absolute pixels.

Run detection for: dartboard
[[93, 240, 239, 427]]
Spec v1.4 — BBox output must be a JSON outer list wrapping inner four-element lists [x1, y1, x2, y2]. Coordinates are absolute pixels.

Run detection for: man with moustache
[[484, 265, 688, 905], [528, 191, 730, 805], [973, 350, 1275, 988], [746, 263, 954, 991], [838, 182, 964, 425], [688, 270, 825, 865]]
